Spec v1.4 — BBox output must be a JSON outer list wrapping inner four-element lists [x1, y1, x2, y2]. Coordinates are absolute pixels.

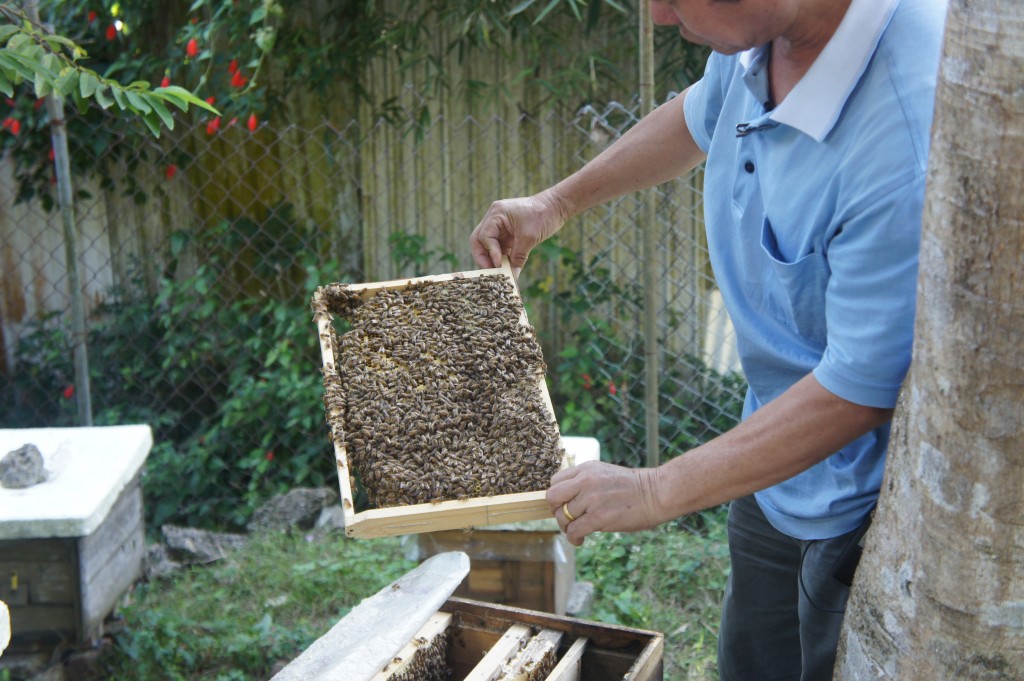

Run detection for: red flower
[[87, 10, 97, 23], [2, 118, 20, 136], [228, 117, 238, 127], [48, 147, 55, 162], [230, 70, 248, 89], [264, 450, 275, 462], [34, 98, 45, 110], [160, 75, 170, 88], [608, 381, 617, 396], [582, 373, 592, 390], [63, 384, 75, 400], [205, 96, 216, 106], [186, 38, 198, 58], [247, 113, 258, 132], [206, 117, 221, 135], [228, 58, 239, 75], [105, 24, 117, 41], [165, 163, 177, 179], [3, 97, 14, 107]]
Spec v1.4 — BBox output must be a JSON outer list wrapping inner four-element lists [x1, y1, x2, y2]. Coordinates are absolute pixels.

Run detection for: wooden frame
[[439, 598, 663, 681], [362, 598, 663, 681], [312, 260, 569, 538]]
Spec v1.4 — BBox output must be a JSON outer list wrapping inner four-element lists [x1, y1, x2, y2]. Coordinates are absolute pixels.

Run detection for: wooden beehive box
[[274, 552, 663, 681], [311, 260, 570, 538], [435, 597, 663, 681], [417, 525, 574, 615], [0, 426, 152, 651]]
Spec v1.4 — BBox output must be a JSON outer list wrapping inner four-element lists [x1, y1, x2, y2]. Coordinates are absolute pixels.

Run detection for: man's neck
[[769, 0, 853, 104]]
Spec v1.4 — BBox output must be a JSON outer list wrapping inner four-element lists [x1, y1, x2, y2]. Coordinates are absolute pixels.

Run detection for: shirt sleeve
[[683, 52, 730, 153], [813, 175, 924, 409]]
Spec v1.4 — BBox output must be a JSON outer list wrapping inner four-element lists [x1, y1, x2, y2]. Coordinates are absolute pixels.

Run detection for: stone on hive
[[0, 443, 46, 489]]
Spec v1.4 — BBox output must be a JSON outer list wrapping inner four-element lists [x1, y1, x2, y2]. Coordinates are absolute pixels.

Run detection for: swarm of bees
[[381, 630, 450, 681], [312, 274, 564, 509]]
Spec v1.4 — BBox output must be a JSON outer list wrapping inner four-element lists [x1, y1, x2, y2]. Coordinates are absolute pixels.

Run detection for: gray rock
[[1, 443, 46, 489], [566, 580, 595, 616], [247, 487, 338, 533], [161, 525, 247, 564], [144, 543, 182, 579], [314, 505, 346, 533]]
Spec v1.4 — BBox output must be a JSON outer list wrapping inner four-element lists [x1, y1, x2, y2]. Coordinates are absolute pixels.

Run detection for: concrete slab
[[0, 425, 152, 539]]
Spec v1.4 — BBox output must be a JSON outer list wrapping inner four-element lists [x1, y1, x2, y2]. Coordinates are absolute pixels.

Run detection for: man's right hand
[[470, 190, 569, 274]]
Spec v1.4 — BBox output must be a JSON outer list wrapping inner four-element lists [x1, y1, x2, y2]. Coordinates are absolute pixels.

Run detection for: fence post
[[24, 0, 93, 426], [638, 0, 659, 467]]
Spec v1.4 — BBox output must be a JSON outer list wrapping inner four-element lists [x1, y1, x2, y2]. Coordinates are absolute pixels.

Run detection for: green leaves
[[0, 11, 218, 136]]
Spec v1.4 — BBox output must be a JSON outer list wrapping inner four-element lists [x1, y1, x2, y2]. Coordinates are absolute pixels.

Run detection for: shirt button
[[744, 161, 755, 173]]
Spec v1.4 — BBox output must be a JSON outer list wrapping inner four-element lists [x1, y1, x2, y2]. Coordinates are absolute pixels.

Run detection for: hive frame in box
[[438, 597, 664, 681], [273, 553, 663, 681], [313, 259, 571, 538]]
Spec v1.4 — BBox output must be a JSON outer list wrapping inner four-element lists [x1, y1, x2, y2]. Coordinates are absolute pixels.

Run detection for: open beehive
[[410, 598, 663, 681], [311, 260, 569, 538], [273, 552, 663, 681]]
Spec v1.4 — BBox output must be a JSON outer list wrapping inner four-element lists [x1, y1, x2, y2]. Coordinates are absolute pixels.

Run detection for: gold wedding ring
[[562, 502, 576, 522]]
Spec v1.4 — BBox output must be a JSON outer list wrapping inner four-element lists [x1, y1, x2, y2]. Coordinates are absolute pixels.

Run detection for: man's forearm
[[544, 88, 706, 221], [651, 374, 894, 520]]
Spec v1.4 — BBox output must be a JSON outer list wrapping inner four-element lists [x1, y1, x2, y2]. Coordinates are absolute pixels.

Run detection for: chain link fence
[[0, 92, 745, 528]]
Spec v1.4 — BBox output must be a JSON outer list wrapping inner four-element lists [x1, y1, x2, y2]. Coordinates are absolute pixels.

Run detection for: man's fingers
[[550, 460, 586, 486], [546, 470, 584, 514]]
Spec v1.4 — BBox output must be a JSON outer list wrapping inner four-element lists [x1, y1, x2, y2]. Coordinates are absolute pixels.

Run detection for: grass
[[577, 510, 729, 681], [94, 512, 729, 681]]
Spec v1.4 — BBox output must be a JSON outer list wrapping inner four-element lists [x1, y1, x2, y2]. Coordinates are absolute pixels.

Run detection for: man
[[470, 0, 947, 678]]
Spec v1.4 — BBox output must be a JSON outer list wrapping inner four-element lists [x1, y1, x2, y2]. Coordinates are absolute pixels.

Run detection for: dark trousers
[[717, 495, 860, 681]]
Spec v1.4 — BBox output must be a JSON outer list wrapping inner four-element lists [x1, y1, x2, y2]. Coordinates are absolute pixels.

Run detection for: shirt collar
[[738, 0, 900, 142]]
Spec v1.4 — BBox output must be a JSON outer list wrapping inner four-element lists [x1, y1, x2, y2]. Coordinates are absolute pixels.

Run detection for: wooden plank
[[498, 628, 563, 680], [77, 518, 144, 640], [369, 611, 452, 681], [422, 529, 562, 561], [0, 538, 76, 563], [462, 623, 532, 681], [6, 603, 77, 637], [544, 636, 588, 681], [619, 634, 665, 681], [344, 491, 553, 539], [78, 481, 143, 581], [313, 257, 569, 538], [271, 552, 470, 681], [447, 625, 505, 680], [464, 562, 505, 597], [0, 557, 76, 604], [418, 529, 574, 614]]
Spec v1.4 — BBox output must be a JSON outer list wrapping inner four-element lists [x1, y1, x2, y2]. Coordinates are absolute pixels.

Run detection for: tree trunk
[[835, 1, 1024, 679]]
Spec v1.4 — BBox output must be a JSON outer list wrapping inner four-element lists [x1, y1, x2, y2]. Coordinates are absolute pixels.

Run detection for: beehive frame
[[313, 260, 569, 538], [438, 598, 663, 681], [368, 599, 663, 681]]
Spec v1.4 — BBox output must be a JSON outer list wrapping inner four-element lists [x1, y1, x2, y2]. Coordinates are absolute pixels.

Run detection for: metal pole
[[24, 0, 93, 426], [638, 0, 659, 467]]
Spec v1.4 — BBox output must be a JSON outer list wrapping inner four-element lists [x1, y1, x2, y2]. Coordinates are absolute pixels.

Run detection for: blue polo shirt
[[683, 0, 946, 539]]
